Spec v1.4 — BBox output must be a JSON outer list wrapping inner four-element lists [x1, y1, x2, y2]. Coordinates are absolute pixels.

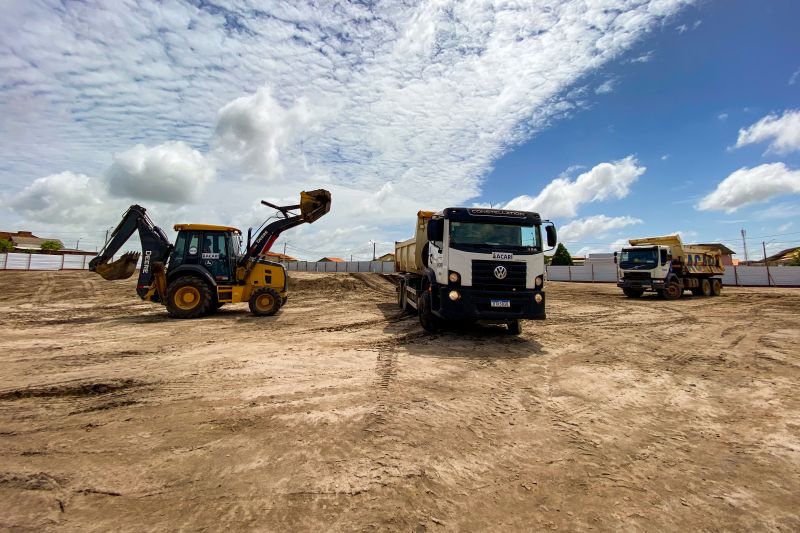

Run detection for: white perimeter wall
[[2, 254, 798, 286]]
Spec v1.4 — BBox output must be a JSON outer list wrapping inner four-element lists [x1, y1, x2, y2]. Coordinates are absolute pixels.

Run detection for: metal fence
[[2, 253, 798, 286]]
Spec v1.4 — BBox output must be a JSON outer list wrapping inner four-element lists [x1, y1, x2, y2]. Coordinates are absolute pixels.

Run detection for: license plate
[[491, 300, 511, 308]]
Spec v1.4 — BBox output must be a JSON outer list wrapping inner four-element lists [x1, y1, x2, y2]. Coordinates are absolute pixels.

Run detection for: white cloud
[[106, 141, 216, 203], [697, 163, 800, 213], [595, 78, 617, 95], [0, 0, 695, 255], [214, 86, 314, 180], [717, 112, 728, 121], [790, 68, 800, 85], [504, 156, 646, 218], [558, 214, 642, 243], [4, 171, 116, 225], [734, 109, 800, 154], [628, 51, 653, 63], [661, 154, 670, 161], [676, 24, 688, 33]]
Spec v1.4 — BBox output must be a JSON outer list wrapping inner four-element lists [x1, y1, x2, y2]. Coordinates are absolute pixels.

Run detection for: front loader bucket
[[300, 189, 332, 223], [93, 251, 141, 281]]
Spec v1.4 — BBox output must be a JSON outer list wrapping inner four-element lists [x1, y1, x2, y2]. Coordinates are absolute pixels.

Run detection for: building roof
[[766, 246, 800, 262], [318, 257, 345, 262], [264, 251, 298, 262]]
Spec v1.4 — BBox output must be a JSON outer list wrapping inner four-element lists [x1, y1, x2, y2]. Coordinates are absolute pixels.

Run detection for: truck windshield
[[449, 222, 539, 252], [620, 248, 657, 269]]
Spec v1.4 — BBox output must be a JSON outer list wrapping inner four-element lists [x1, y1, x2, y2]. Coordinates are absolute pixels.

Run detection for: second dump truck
[[615, 234, 725, 300], [395, 208, 557, 334]]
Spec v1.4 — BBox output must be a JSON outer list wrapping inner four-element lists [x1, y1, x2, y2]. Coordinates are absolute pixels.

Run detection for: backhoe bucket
[[300, 189, 332, 223], [93, 251, 141, 281]]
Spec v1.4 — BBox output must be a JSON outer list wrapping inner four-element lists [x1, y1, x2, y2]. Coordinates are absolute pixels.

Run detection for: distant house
[[317, 257, 345, 262], [377, 252, 395, 262], [766, 246, 800, 266], [264, 251, 297, 262], [0, 230, 65, 252]]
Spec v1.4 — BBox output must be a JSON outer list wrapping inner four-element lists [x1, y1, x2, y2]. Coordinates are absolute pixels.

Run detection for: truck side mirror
[[613, 251, 618, 264], [545, 224, 557, 248], [427, 219, 444, 242]]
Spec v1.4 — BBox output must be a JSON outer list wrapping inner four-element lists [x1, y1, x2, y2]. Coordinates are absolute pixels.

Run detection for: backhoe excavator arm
[[89, 205, 172, 299], [239, 189, 331, 268]]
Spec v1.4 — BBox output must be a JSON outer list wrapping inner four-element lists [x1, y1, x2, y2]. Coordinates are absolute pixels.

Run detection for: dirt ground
[[0, 270, 798, 532]]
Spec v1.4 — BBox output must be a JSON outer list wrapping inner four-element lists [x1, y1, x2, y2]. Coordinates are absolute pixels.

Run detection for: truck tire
[[700, 278, 712, 296], [418, 290, 441, 333], [249, 287, 281, 316], [711, 279, 722, 296], [166, 276, 213, 319], [397, 279, 406, 309], [507, 319, 522, 335], [661, 281, 682, 300], [622, 288, 644, 298]]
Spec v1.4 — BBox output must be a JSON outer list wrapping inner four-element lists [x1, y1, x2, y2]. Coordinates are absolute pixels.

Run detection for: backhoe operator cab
[[90, 189, 331, 319]]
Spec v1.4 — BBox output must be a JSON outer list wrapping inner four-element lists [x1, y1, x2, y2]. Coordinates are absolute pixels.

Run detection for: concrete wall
[[2, 253, 798, 286]]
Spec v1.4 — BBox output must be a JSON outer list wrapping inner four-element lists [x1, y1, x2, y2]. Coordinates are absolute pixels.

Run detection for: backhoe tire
[[622, 288, 644, 298], [249, 287, 281, 316], [711, 279, 722, 296], [700, 278, 712, 297], [507, 319, 522, 335], [166, 276, 213, 319], [661, 281, 682, 300]]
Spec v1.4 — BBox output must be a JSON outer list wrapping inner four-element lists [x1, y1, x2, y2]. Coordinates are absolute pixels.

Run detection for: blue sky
[[1, 1, 798, 260]]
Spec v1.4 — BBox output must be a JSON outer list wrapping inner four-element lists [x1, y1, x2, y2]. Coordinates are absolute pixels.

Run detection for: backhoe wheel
[[622, 288, 644, 298], [711, 279, 722, 296], [661, 281, 682, 300], [166, 276, 213, 319], [249, 287, 281, 316], [700, 278, 712, 296], [507, 319, 522, 335]]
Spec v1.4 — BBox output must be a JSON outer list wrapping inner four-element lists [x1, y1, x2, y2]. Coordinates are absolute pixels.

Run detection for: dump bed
[[395, 211, 434, 274]]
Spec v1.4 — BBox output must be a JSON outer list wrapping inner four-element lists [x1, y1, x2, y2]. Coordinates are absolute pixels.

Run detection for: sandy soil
[[0, 270, 798, 532]]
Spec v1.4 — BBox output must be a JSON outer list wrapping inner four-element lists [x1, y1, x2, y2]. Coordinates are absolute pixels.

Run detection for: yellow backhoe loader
[[89, 190, 331, 318]]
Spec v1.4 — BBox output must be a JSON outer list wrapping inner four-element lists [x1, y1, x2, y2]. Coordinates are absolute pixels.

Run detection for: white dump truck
[[615, 235, 725, 299], [395, 208, 557, 334]]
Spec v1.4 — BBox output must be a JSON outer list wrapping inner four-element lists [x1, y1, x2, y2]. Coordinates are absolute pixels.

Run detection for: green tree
[[790, 250, 800, 267], [551, 243, 573, 266], [40, 240, 62, 252], [0, 238, 13, 253]]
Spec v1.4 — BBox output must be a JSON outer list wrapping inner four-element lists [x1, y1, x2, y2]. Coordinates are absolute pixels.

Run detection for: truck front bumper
[[434, 286, 546, 321], [617, 278, 664, 291]]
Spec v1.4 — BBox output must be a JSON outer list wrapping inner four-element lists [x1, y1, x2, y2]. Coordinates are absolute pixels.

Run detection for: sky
[[1, 0, 798, 261]]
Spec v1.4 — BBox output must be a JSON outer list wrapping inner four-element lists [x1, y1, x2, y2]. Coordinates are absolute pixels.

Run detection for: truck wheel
[[166, 276, 213, 319], [700, 278, 712, 296], [622, 288, 644, 298], [711, 279, 722, 296], [661, 281, 682, 300], [507, 319, 522, 335], [249, 287, 281, 316], [397, 280, 406, 309], [418, 290, 441, 333]]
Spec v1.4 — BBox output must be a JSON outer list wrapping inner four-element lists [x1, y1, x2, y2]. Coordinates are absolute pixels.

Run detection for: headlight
[[534, 293, 543, 304], [448, 290, 461, 301], [534, 275, 543, 287], [448, 271, 460, 283]]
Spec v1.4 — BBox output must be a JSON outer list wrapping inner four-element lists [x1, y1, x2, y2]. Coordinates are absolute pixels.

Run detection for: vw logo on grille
[[493, 265, 508, 280]]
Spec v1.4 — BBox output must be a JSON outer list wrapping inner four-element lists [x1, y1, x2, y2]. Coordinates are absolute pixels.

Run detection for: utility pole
[[741, 229, 748, 263], [105, 228, 110, 244], [763, 241, 772, 286], [283, 242, 287, 256], [372, 241, 376, 261], [75, 238, 81, 250]]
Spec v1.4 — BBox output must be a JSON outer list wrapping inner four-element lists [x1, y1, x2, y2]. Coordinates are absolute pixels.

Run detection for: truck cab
[[616, 245, 672, 294], [396, 207, 557, 333]]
